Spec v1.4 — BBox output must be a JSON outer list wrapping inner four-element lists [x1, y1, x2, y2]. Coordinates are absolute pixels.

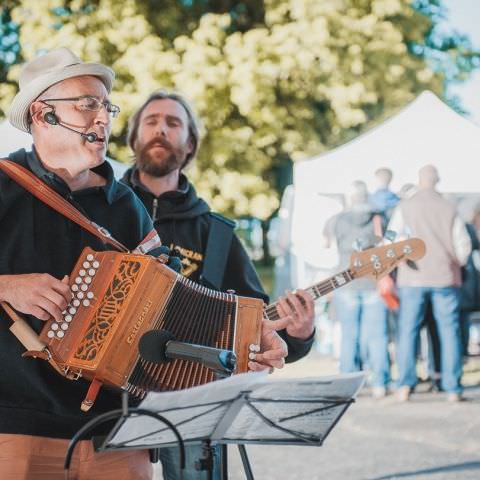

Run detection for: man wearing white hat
[[0, 47, 161, 479]]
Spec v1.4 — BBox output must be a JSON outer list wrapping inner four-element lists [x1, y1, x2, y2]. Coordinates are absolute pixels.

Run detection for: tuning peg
[[384, 230, 397, 243], [406, 259, 419, 270]]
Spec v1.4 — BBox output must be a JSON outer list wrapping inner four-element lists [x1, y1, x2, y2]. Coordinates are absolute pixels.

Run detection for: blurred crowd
[[273, 166, 480, 402]]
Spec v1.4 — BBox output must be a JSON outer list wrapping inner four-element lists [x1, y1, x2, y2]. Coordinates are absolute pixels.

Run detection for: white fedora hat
[[8, 47, 115, 133]]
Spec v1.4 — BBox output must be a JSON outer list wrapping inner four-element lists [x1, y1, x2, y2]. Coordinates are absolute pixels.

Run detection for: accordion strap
[[200, 213, 235, 291], [0, 159, 129, 252]]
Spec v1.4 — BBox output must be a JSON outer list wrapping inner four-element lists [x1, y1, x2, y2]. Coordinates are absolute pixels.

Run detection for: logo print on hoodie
[[170, 243, 203, 277]]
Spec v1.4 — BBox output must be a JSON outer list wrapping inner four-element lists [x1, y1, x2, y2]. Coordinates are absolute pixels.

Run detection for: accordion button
[[248, 352, 256, 360], [65, 315, 72, 322], [69, 307, 77, 315], [47, 331, 55, 338], [71, 284, 79, 292], [79, 269, 86, 277], [81, 285, 88, 292], [75, 277, 82, 284], [87, 254, 94, 261], [61, 323, 69, 330], [83, 262, 91, 268], [82, 299, 91, 307], [77, 292, 84, 299], [72, 299, 80, 307], [51, 323, 59, 330], [249, 344, 256, 351], [93, 261, 100, 268], [57, 331, 65, 338], [85, 277, 92, 284], [86, 292, 94, 299], [88, 269, 96, 276]]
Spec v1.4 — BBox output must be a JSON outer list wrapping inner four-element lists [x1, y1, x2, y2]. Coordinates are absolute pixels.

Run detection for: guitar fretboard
[[263, 269, 354, 321]]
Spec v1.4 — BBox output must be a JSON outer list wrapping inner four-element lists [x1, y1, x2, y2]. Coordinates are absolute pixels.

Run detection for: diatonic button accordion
[[38, 247, 263, 411]]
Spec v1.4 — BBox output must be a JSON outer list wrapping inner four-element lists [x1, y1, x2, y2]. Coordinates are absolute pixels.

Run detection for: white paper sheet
[[107, 372, 364, 449]]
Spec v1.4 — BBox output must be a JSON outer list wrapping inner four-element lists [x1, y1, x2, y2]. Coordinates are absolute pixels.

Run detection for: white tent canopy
[[294, 90, 480, 195], [284, 91, 480, 287], [0, 120, 128, 178]]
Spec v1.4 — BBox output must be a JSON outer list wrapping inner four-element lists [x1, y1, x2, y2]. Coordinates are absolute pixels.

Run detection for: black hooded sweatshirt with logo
[[122, 167, 314, 363]]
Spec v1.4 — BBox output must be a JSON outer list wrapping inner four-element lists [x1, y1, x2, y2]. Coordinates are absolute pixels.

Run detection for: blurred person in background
[[388, 165, 471, 402], [459, 202, 480, 356], [324, 180, 391, 398], [370, 167, 399, 219]]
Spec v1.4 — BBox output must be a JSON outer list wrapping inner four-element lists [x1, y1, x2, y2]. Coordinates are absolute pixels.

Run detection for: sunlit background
[[1, 0, 479, 294]]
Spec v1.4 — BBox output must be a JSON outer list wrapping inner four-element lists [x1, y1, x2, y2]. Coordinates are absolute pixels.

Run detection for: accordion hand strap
[[0, 159, 129, 252]]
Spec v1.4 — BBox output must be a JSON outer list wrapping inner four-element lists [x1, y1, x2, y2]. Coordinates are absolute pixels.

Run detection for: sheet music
[[109, 372, 267, 448], [222, 373, 364, 442], [106, 372, 364, 449]]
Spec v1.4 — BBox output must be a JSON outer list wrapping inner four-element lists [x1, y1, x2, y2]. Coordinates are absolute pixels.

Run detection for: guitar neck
[[263, 269, 355, 321]]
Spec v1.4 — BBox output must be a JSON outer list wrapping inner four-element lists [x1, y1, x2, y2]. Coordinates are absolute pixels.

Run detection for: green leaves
[[2, 0, 478, 219]]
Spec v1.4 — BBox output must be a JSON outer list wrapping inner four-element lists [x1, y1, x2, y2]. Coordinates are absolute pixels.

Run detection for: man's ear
[[29, 102, 48, 129], [187, 135, 194, 155]]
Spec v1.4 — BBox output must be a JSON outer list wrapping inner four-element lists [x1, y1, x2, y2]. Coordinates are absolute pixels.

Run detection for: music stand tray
[[95, 371, 364, 452]]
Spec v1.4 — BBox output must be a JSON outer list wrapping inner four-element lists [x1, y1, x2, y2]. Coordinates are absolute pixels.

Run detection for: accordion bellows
[[38, 248, 263, 410]]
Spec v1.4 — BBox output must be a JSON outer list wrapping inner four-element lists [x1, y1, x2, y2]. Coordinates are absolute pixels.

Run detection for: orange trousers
[[0, 434, 153, 480]]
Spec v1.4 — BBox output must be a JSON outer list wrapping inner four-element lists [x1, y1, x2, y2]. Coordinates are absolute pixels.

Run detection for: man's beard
[[135, 137, 188, 178]]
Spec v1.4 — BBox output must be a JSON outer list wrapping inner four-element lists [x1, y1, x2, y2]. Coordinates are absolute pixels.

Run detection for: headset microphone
[[43, 111, 98, 143]]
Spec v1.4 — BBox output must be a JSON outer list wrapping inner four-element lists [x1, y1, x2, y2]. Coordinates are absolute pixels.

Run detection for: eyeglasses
[[40, 95, 121, 118]]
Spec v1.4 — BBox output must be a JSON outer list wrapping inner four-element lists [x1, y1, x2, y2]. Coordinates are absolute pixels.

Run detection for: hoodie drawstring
[[152, 198, 158, 222]]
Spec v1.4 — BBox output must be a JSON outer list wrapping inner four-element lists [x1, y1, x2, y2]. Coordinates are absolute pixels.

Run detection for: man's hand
[[276, 289, 315, 340], [0, 274, 71, 322], [248, 317, 289, 372]]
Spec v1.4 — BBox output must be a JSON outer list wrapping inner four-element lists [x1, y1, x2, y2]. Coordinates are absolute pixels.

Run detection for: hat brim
[[8, 62, 115, 133]]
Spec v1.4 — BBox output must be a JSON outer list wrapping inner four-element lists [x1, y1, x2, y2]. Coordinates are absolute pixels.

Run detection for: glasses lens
[[78, 96, 101, 111], [107, 103, 120, 118]]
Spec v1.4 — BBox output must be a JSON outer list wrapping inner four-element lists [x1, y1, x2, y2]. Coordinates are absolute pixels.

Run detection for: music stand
[[93, 371, 365, 479]]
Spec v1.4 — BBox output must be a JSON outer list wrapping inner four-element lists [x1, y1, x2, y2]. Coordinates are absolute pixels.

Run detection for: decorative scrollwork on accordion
[[74, 260, 141, 362]]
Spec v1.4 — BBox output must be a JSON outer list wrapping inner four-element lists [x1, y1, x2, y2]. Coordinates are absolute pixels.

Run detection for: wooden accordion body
[[38, 248, 263, 409]]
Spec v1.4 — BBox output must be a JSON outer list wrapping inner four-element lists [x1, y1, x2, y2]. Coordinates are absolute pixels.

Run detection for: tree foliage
[[0, 0, 478, 218]]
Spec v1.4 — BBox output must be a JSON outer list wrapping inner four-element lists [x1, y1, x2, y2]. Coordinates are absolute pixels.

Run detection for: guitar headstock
[[349, 238, 426, 280]]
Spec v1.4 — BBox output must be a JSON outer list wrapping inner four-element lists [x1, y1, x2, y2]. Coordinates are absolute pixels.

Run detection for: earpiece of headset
[[41, 108, 98, 143], [43, 111, 59, 126]]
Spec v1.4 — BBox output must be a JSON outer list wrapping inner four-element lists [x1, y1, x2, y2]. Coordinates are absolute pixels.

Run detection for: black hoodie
[[122, 167, 314, 362], [0, 149, 157, 439]]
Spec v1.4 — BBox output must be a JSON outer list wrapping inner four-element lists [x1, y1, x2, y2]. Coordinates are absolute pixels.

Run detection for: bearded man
[[122, 90, 316, 479]]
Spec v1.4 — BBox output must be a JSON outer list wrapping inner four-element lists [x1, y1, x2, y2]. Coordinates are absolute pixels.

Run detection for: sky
[[444, 0, 480, 125]]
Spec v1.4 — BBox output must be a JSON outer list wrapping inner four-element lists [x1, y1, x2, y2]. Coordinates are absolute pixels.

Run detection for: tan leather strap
[[0, 159, 129, 252], [1, 300, 65, 374]]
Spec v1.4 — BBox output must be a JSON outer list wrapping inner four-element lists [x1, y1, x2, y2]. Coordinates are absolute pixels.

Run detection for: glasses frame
[[40, 95, 120, 118]]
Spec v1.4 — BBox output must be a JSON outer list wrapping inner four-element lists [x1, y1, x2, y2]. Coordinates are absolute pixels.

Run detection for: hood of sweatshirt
[[122, 166, 210, 221]]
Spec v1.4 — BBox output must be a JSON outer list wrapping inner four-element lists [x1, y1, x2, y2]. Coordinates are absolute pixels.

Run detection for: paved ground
[[155, 352, 480, 479]]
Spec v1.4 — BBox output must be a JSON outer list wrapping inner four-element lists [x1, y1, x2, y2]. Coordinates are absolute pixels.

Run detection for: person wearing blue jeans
[[396, 287, 463, 394], [324, 180, 391, 398], [388, 165, 471, 402], [334, 289, 390, 393]]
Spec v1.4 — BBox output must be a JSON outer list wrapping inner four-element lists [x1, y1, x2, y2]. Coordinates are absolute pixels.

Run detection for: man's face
[[134, 99, 193, 178], [34, 75, 112, 169]]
